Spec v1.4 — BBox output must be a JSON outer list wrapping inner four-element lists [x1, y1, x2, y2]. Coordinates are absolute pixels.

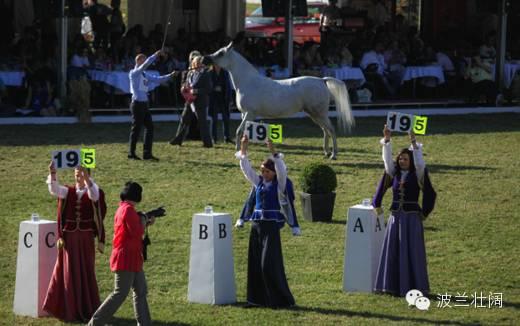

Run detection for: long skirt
[[43, 231, 100, 322], [374, 210, 429, 297], [247, 220, 295, 307]]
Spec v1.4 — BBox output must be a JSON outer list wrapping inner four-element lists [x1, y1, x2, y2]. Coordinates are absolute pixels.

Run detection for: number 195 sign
[[52, 149, 96, 169], [245, 122, 283, 143], [386, 112, 428, 135]]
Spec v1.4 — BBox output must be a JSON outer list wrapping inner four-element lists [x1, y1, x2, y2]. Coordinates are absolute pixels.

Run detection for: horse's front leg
[[330, 133, 338, 160], [235, 112, 254, 150], [322, 131, 331, 158]]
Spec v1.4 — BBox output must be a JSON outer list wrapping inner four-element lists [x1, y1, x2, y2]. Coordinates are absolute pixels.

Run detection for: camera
[[139, 206, 166, 221], [139, 206, 166, 262]]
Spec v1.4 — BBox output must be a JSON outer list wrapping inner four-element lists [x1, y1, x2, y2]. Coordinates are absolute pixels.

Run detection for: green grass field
[[1, 114, 519, 325]]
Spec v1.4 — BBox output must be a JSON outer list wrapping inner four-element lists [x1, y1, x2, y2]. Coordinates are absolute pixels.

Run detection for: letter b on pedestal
[[13, 220, 57, 317], [188, 212, 236, 304]]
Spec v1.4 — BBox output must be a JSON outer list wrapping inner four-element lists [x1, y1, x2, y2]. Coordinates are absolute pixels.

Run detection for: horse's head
[[203, 42, 235, 70]]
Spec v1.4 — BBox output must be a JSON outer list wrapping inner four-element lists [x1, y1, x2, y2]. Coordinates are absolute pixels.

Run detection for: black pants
[[466, 79, 498, 105], [171, 103, 212, 147], [129, 101, 154, 157], [209, 102, 230, 141], [247, 221, 294, 307]]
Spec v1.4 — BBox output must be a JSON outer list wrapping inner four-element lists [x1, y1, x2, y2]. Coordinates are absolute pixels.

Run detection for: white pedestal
[[188, 212, 236, 304], [13, 220, 57, 317], [343, 204, 386, 292]]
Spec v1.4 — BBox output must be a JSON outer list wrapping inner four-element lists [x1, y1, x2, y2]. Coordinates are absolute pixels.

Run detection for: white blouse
[[380, 138, 425, 183], [46, 174, 99, 202]]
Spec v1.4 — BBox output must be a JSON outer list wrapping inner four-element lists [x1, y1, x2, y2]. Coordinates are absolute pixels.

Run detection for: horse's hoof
[[329, 155, 337, 160]]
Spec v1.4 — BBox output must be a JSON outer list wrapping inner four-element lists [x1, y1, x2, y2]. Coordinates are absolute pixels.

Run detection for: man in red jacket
[[88, 181, 155, 326]]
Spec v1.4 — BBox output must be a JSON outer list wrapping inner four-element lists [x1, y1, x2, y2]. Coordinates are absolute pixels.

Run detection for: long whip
[[161, 0, 175, 51]]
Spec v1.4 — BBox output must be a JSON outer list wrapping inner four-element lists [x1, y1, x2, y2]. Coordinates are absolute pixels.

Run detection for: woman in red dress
[[43, 161, 106, 322]]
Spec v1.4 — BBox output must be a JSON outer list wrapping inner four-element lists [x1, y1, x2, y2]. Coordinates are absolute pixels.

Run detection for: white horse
[[205, 43, 354, 159]]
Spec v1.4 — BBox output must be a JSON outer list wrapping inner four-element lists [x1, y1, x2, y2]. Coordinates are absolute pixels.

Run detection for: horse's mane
[[228, 49, 262, 77]]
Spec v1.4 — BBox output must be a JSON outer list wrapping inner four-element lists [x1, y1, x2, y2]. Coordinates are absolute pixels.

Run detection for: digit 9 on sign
[[52, 150, 81, 169], [386, 112, 414, 133], [245, 122, 269, 143]]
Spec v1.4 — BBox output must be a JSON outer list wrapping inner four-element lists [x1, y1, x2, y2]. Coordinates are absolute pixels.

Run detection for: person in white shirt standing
[[128, 50, 176, 161]]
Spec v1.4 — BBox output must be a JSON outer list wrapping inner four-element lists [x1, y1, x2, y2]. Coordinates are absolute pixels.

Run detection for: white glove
[[291, 226, 302, 236], [235, 219, 244, 228]]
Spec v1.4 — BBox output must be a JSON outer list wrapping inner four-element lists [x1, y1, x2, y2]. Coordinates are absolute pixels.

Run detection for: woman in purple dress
[[373, 125, 436, 296]]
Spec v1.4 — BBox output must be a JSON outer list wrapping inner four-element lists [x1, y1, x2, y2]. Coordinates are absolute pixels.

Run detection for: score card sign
[[245, 122, 283, 143], [52, 148, 96, 169], [386, 112, 428, 135]]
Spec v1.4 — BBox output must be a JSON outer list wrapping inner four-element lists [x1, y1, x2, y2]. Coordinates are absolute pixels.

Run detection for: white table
[[493, 63, 520, 88], [321, 66, 366, 87], [401, 65, 445, 97], [87, 70, 161, 94], [401, 65, 445, 85], [0, 71, 25, 86]]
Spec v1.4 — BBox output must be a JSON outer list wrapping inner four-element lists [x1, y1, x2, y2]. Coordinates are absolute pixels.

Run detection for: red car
[[245, 2, 326, 44]]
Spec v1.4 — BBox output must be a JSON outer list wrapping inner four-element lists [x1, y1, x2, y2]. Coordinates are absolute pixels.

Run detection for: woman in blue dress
[[235, 135, 301, 307], [373, 125, 436, 296]]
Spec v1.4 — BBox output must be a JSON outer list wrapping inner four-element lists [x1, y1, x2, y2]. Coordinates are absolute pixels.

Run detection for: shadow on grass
[[281, 305, 481, 326], [110, 317, 191, 325], [304, 219, 347, 225], [184, 160, 236, 169], [427, 164, 496, 172], [282, 144, 375, 156], [2, 113, 520, 146]]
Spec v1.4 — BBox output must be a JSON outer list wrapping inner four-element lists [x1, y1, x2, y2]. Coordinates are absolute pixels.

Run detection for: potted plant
[[299, 162, 337, 222]]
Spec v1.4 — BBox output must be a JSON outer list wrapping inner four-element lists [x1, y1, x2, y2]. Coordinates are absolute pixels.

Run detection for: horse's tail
[[324, 77, 355, 133]]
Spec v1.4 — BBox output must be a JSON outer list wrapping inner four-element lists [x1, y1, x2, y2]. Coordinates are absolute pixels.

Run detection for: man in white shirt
[[360, 42, 396, 98]]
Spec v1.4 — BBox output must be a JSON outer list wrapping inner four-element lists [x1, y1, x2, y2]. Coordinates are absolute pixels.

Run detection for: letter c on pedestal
[[23, 232, 33, 248], [45, 232, 55, 248]]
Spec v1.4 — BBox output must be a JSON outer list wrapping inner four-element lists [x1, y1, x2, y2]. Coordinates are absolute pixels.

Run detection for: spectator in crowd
[[384, 40, 407, 93], [169, 54, 213, 148], [172, 28, 190, 61], [368, 0, 391, 30], [480, 31, 497, 65], [465, 48, 499, 105], [339, 40, 354, 67], [148, 24, 164, 49], [18, 78, 55, 116], [71, 47, 91, 68], [208, 63, 232, 144], [319, 0, 341, 60], [84, 0, 112, 49], [109, 0, 125, 50], [93, 47, 112, 70], [360, 41, 396, 98], [406, 26, 425, 65], [43, 162, 106, 322], [301, 42, 323, 69]]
